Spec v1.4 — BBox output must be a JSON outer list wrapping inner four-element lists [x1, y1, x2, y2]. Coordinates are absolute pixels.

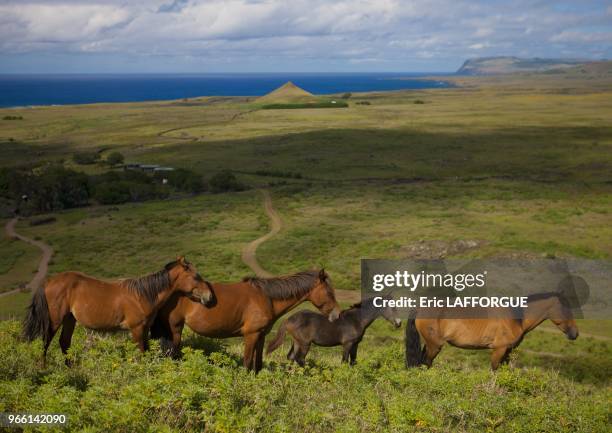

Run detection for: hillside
[[256, 81, 317, 103], [457, 56, 589, 75]]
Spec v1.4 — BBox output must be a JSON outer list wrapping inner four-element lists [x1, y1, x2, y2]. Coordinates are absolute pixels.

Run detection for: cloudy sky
[[0, 0, 611, 73]]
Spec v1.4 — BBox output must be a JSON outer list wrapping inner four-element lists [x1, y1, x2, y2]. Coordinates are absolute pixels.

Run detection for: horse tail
[[266, 320, 288, 354], [404, 317, 422, 367], [23, 285, 52, 343]]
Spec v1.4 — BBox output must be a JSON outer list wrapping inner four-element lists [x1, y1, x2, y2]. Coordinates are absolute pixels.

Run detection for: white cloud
[[0, 0, 610, 71]]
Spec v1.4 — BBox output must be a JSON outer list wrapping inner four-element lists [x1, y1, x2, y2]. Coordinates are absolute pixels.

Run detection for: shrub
[[341, 92, 352, 99], [92, 181, 131, 204], [73, 152, 100, 165], [254, 169, 302, 179], [356, 101, 371, 105], [414, 100, 426, 104], [209, 170, 244, 193], [106, 152, 125, 166], [3, 115, 23, 120], [155, 169, 205, 193]]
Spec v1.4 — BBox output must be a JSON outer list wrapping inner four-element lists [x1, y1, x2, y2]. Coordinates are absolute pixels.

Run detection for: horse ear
[[177, 256, 187, 267], [319, 268, 326, 281]]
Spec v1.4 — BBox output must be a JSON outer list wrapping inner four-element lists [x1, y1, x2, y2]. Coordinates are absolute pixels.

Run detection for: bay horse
[[405, 292, 579, 370], [151, 269, 341, 372], [267, 297, 402, 366], [23, 256, 213, 366]]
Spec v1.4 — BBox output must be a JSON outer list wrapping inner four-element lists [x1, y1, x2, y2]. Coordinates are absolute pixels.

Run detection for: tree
[[209, 170, 244, 193], [106, 152, 125, 166]]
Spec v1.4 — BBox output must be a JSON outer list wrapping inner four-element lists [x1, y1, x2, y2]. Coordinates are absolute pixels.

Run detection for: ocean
[[0, 73, 450, 108]]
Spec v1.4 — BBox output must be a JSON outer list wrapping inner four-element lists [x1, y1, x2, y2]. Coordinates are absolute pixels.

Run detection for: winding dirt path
[[241, 190, 360, 302], [2, 218, 53, 296], [241, 190, 281, 279]]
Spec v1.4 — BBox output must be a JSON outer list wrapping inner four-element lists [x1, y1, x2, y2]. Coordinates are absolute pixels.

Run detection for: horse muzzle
[[191, 290, 214, 306], [566, 329, 579, 340], [393, 318, 402, 329], [328, 308, 340, 322]]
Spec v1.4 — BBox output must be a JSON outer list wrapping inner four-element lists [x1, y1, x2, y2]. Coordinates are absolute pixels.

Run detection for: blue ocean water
[[0, 73, 450, 108]]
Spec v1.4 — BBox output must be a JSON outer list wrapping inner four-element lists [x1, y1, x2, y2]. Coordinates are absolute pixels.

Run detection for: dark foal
[[267, 297, 401, 366]]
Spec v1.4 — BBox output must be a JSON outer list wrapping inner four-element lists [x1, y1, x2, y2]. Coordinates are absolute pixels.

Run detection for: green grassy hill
[[0, 69, 611, 432]]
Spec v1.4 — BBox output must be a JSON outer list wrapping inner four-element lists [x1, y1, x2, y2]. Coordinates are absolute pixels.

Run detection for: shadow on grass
[[518, 352, 612, 385], [181, 334, 243, 365]]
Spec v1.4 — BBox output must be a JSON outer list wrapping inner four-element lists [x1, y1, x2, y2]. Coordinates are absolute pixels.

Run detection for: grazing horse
[[23, 257, 213, 366], [405, 292, 579, 370], [151, 269, 341, 372], [267, 297, 402, 366]]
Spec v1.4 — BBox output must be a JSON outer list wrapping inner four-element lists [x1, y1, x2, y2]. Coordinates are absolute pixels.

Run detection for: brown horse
[[151, 269, 341, 372], [23, 256, 213, 366], [405, 292, 579, 370]]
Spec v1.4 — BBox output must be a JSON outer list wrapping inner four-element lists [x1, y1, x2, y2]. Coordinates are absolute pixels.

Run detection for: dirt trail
[[241, 190, 360, 303], [2, 218, 53, 296], [241, 190, 282, 279]]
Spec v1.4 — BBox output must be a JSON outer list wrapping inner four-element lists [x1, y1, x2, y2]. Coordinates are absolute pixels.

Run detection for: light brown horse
[[23, 256, 213, 366], [152, 269, 341, 372], [405, 292, 579, 370]]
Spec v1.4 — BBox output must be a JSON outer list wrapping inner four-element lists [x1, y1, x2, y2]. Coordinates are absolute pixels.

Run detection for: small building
[[153, 167, 175, 172], [124, 163, 142, 170], [140, 164, 160, 171]]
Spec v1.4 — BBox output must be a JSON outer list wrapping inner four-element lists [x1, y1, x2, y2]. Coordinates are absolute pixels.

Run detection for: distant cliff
[[456, 57, 589, 75]]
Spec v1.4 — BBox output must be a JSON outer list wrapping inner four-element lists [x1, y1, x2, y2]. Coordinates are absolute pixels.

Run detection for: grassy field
[[0, 67, 611, 431]]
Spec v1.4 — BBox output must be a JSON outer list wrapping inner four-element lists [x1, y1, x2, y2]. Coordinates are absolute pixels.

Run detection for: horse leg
[[243, 333, 260, 371], [42, 326, 60, 368], [287, 342, 295, 361], [500, 347, 513, 366], [341, 342, 352, 364], [423, 344, 442, 368], [491, 347, 510, 370], [254, 333, 266, 372], [170, 323, 185, 359], [130, 324, 148, 352], [295, 343, 309, 367], [59, 313, 76, 367], [349, 343, 359, 366]]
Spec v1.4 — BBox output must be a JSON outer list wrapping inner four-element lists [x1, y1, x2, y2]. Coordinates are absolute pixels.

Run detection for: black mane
[[243, 270, 326, 300], [121, 260, 178, 304]]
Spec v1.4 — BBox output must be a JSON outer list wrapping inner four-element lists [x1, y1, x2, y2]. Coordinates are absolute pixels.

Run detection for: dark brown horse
[[151, 269, 341, 372], [23, 257, 213, 366], [405, 292, 579, 370], [267, 297, 402, 366]]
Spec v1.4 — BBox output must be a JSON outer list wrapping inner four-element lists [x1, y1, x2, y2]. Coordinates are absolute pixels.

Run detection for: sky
[[0, 0, 611, 73]]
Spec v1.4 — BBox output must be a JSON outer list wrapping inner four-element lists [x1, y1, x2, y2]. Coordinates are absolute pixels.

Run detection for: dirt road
[[3, 218, 53, 295], [241, 190, 359, 302]]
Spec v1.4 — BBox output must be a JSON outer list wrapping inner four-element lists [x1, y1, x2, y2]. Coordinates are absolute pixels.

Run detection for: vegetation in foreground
[[0, 318, 610, 433]]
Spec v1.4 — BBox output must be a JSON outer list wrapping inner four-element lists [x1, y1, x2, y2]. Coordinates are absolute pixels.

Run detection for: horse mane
[[527, 291, 570, 307], [121, 260, 177, 304], [243, 270, 325, 300]]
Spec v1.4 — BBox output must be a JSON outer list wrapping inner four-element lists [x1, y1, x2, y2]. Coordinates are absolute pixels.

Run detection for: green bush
[[209, 170, 244, 193], [106, 152, 125, 166], [155, 168, 206, 193], [1, 166, 90, 214], [0, 320, 609, 433], [73, 152, 100, 165]]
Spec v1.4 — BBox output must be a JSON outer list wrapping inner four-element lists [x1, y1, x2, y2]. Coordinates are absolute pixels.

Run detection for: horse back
[[180, 281, 272, 337], [45, 271, 131, 329]]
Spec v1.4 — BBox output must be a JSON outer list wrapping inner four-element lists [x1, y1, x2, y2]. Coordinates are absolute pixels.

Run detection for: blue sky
[[0, 0, 610, 73]]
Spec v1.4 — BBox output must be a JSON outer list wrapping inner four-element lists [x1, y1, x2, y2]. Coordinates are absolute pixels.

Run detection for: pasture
[[0, 68, 611, 432]]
